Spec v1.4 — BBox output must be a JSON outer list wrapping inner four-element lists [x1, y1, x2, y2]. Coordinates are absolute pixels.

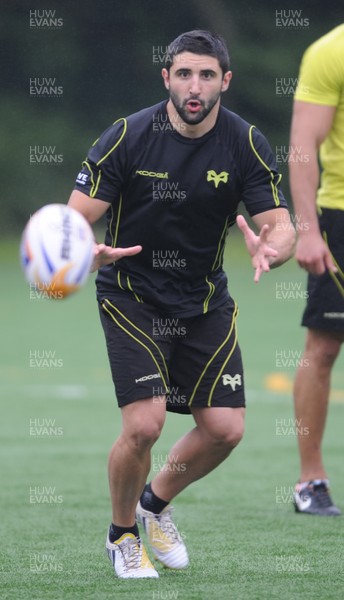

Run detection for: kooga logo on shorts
[[135, 373, 161, 383]]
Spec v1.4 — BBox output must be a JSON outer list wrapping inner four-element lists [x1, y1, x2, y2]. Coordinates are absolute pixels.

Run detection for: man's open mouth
[[186, 99, 202, 112]]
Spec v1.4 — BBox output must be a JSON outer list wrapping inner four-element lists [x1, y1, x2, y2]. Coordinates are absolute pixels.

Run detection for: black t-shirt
[[74, 100, 288, 317]]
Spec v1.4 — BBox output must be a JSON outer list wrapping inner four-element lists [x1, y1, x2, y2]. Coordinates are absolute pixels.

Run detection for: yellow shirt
[[295, 24, 344, 210]]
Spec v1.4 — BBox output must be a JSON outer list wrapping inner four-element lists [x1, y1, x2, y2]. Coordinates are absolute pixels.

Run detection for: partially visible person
[[289, 24, 344, 516]]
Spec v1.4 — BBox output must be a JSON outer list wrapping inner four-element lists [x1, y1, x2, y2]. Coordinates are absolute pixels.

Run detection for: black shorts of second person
[[99, 295, 245, 415], [302, 208, 344, 332]]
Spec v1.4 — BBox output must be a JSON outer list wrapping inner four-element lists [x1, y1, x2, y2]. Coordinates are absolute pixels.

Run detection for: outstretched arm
[[68, 190, 142, 272], [236, 208, 296, 283]]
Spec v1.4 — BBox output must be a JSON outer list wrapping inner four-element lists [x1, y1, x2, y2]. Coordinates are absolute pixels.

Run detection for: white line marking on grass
[[9, 384, 89, 399]]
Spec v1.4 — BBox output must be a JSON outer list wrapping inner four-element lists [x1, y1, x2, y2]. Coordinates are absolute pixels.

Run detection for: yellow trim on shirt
[[249, 126, 281, 207]]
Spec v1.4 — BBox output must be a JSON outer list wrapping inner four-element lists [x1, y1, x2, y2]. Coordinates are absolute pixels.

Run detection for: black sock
[[109, 522, 139, 543], [140, 482, 169, 514]]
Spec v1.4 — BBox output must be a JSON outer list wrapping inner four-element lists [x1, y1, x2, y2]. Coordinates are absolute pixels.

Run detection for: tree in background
[[2, 0, 341, 233]]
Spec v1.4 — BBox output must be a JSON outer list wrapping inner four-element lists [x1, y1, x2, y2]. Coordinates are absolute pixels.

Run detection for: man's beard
[[169, 90, 222, 125]]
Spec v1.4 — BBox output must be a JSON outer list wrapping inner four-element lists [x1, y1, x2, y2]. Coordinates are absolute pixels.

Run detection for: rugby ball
[[20, 204, 95, 299]]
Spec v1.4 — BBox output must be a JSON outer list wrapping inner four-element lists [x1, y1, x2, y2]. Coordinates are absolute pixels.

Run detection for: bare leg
[[152, 407, 245, 501], [108, 396, 166, 525], [294, 329, 342, 482]]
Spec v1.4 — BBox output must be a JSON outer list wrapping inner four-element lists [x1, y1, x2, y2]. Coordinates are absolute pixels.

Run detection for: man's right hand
[[91, 244, 142, 272], [295, 232, 336, 275]]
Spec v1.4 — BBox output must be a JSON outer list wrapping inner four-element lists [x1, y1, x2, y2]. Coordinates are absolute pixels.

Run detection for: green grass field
[[1, 235, 344, 600]]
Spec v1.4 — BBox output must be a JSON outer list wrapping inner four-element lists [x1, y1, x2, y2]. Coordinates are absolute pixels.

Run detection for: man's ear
[[221, 71, 232, 92], [161, 68, 170, 90]]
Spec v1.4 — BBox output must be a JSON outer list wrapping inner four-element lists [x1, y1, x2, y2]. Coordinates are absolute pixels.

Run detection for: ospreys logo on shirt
[[207, 170, 229, 188]]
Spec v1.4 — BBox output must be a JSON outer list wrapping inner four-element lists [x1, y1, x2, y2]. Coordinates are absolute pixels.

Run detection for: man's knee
[[121, 398, 165, 450], [212, 423, 244, 449], [121, 419, 163, 451], [306, 330, 342, 369], [194, 407, 245, 450]]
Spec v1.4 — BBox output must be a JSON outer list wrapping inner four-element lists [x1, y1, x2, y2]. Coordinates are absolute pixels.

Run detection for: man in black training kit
[[69, 30, 295, 578]]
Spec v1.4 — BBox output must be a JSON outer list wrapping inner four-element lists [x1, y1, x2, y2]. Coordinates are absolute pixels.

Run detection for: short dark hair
[[165, 30, 230, 75]]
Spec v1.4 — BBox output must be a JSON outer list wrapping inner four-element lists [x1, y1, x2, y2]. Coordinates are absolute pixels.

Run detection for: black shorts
[[98, 295, 245, 414], [302, 208, 344, 332]]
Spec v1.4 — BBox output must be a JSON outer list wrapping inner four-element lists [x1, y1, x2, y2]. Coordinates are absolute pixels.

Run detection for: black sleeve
[[74, 118, 127, 202], [240, 126, 288, 216]]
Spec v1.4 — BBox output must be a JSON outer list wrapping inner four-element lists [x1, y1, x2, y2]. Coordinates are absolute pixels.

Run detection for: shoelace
[[312, 485, 333, 508], [118, 537, 142, 571], [157, 507, 182, 543]]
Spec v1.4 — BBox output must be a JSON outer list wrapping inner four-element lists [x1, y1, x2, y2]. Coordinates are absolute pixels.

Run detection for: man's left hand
[[236, 215, 278, 283]]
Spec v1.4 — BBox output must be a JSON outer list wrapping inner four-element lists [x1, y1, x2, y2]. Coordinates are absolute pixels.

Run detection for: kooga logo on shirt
[[136, 170, 168, 179]]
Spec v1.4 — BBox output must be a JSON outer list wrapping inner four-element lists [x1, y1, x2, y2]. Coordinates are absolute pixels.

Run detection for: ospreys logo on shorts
[[222, 373, 241, 391], [135, 373, 161, 383], [206, 170, 229, 188]]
